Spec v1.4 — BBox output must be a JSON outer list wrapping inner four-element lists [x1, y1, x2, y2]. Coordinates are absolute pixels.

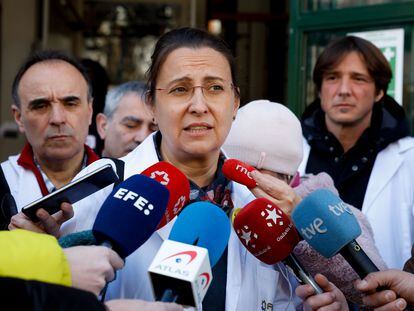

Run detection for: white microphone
[[148, 201, 230, 308], [148, 240, 212, 308]]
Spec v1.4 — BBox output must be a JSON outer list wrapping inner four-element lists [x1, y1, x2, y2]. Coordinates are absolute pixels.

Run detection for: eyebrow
[[324, 70, 370, 77], [165, 76, 226, 86], [60, 95, 81, 102], [28, 95, 81, 106], [28, 97, 49, 108], [121, 116, 143, 123]]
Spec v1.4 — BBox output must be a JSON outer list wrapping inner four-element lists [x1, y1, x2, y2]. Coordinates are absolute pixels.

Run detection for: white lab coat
[[299, 136, 414, 269], [62, 133, 303, 311]]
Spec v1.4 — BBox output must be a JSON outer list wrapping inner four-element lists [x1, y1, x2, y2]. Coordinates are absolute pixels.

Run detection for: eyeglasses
[[155, 81, 235, 104]]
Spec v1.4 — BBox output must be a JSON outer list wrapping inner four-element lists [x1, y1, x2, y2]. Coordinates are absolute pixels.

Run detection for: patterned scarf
[[153, 132, 234, 215]]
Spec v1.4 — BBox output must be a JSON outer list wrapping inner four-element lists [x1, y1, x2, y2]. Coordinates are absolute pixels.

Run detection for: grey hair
[[104, 81, 147, 119]]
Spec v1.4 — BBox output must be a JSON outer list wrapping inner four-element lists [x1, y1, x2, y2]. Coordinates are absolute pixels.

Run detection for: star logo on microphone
[[261, 204, 283, 227], [237, 225, 258, 248], [173, 195, 186, 214], [149, 170, 170, 185]]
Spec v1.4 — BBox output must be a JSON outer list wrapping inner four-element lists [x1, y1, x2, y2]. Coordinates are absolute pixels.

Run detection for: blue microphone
[[169, 201, 230, 267], [148, 201, 230, 308], [92, 174, 170, 258], [291, 189, 379, 278]]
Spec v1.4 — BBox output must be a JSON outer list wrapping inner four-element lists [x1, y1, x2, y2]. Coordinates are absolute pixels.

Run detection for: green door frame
[[288, 1, 414, 125]]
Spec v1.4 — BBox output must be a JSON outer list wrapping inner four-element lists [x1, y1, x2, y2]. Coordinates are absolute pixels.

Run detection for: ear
[[11, 105, 25, 134], [375, 89, 384, 103], [149, 103, 157, 121], [96, 113, 108, 140], [232, 89, 240, 118]]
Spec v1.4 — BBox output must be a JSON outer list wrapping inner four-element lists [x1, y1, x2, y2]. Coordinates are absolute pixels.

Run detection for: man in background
[[299, 36, 414, 268], [3, 50, 99, 231], [96, 81, 157, 158]]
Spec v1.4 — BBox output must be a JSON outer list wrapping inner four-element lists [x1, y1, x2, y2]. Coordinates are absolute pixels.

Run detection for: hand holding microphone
[[295, 273, 349, 311], [63, 245, 124, 296], [355, 270, 414, 310], [291, 189, 379, 279], [222, 159, 301, 216]]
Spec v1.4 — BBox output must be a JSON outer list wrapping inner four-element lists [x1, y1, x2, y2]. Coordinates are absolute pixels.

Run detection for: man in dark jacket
[[299, 36, 414, 269]]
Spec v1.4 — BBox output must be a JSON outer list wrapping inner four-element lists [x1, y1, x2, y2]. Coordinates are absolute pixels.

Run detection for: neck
[[34, 150, 85, 189], [325, 117, 371, 153], [160, 144, 219, 188]]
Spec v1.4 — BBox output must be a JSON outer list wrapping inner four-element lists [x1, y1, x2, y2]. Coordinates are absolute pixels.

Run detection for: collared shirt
[[17, 143, 100, 195]]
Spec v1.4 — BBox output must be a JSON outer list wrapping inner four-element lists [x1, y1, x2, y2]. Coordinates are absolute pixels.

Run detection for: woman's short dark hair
[[313, 36, 392, 96], [146, 27, 239, 105], [12, 50, 93, 107]]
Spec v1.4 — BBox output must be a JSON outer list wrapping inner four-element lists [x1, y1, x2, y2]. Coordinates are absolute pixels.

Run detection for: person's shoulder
[[1, 153, 25, 180], [382, 136, 414, 157]]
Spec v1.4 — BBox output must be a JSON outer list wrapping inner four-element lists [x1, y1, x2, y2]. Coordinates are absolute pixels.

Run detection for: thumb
[[354, 272, 385, 293], [314, 273, 335, 292]]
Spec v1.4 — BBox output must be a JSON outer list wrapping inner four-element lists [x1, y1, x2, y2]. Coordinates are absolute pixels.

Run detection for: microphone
[[92, 173, 170, 258], [142, 161, 191, 228], [291, 189, 379, 279], [233, 197, 323, 294], [222, 159, 257, 189], [148, 201, 231, 308]]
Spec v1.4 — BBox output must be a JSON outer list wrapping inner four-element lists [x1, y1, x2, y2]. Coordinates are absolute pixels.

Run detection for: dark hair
[[12, 50, 93, 107], [313, 36, 392, 96], [146, 27, 239, 105]]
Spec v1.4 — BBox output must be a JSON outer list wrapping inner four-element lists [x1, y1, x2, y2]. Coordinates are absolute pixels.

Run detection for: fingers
[[314, 274, 334, 292], [56, 202, 74, 225], [35, 203, 73, 238], [99, 247, 124, 283], [361, 290, 397, 308], [373, 298, 407, 311], [250, 170, 300, 216], [107, 248, 125, 271], [354, 277, 382, 294], [251, 170, 291, 196], [302, 291, 338, 310], [297, 274, 348, 311], [355, 270, 399, 294], [104, 299, 184, 311], [296, 283, 316, 300], [36, 208, 61, 238], [8, 212, 45, 233]]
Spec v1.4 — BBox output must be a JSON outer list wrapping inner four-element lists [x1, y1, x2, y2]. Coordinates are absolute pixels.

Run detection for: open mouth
[[184, 124, 213, 133]]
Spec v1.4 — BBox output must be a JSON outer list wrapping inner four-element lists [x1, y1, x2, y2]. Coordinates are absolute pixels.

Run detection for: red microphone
[[222, 159, 256, 189], [142, 161, 190, 228], [234, 198, 323, 294]]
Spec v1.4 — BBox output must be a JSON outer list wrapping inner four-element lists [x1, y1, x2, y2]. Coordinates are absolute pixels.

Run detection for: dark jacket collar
[[301, 94, 409, 152]]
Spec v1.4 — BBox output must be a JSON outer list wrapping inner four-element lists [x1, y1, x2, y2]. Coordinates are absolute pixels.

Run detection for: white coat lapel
[[298, 138, 310, 176], [226, 182, 252, 311], [362, 142, 403, 214], [121, 132, 160, 179]]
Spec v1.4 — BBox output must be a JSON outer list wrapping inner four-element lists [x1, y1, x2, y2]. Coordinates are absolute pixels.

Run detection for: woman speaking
[[12, 27, 303, 311]]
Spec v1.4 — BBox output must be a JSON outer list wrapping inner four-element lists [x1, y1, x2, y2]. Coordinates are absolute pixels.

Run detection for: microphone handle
[[99, 240, 114, 302], [339, 239, 379, 279], [283, 254, 323, 295]]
